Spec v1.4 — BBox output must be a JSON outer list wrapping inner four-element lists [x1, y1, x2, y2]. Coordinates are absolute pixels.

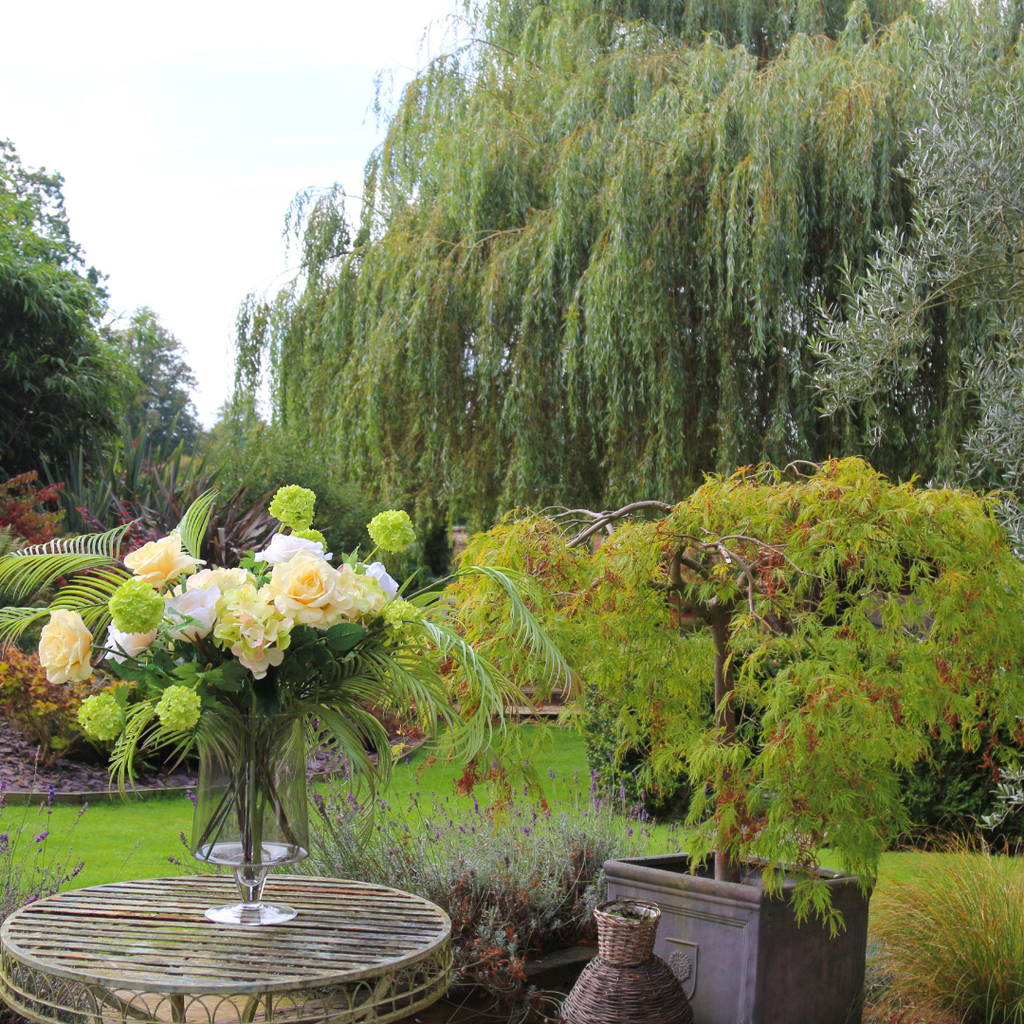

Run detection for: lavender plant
[[1, 784, 86, 1024], [301, 769, 675, 1012]]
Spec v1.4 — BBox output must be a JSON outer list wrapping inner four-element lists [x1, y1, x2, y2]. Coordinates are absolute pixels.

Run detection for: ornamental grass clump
[[302, 769, 669, 1011], [870, 841, 1024, 1024]]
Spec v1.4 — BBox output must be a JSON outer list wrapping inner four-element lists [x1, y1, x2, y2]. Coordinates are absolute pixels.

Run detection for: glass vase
[[191, 715, 309, 925]]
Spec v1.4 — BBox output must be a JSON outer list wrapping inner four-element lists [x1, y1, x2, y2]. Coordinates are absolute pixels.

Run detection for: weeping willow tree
[[239, 0, 933, 529]]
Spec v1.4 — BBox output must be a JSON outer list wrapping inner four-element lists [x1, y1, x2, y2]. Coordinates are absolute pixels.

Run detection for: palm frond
[[436, 564, 575, 692], [0, 607, 50, 648], [15, 523, 134, 559], [109, 704, 159, 794], [0, 553, 120, 602], [176, 489, 219, 559], [49, 567, 133, 633], [417, 618, 518, 764]]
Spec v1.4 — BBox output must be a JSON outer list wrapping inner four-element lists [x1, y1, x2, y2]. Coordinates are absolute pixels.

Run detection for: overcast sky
[[1, 0, 459, 426]]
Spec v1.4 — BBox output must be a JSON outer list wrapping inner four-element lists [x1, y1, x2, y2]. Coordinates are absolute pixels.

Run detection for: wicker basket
[[560, 954, 694, 1024], [593, 898, 661, 966]]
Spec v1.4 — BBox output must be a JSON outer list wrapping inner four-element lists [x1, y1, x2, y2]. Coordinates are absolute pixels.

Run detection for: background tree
[[0, 139, 133, 477], [108, 307, 202, 453], [815, 5, 1024, 526], [237, 0, 927, 532]]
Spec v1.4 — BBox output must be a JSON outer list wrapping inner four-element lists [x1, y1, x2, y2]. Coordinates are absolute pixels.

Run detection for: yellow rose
[[38, 609, 94, 685], [264, 553, 350, 628], [124, 532, 202, 588]]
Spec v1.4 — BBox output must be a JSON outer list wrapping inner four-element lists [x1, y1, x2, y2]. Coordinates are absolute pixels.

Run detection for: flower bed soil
[[0, 718, 427, 802]]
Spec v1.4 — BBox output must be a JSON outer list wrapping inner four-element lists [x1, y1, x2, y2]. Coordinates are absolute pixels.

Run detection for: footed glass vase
[[191, 715, 309, 925]]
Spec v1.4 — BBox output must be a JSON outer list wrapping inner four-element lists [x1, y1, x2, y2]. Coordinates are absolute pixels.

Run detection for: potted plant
[[451, 458, 1024, 1023], [0, 486, 566, 924]]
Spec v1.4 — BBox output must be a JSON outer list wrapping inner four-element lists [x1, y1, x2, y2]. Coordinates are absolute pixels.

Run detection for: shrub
[[301, 770, 670, 1013], [0, 472, 63, 546], [871, 841, 1024, 1024], [0, 650, 89, 766], [1, 787, 85, 1024]]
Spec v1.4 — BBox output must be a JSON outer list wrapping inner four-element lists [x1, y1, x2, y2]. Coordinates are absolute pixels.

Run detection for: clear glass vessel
[[191, 715, 309, 925]]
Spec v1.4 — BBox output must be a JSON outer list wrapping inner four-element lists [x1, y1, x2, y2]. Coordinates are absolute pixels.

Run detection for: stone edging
[[2, 785, 192, 806]]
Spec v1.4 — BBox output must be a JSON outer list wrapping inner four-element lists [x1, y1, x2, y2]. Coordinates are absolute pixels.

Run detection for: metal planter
[[604, 854, 870, 1024]]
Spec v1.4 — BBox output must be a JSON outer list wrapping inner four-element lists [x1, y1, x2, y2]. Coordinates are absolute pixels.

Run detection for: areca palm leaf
[[109, 703, 159, 793], [0, 607, 50, 647], [0, 552, 120, 602], [176, 488, 218, 559], [14, 523, 133, 559], [416, 618, 518, 763], [49, 567, 133, 633], [440, 564, 574, 692]]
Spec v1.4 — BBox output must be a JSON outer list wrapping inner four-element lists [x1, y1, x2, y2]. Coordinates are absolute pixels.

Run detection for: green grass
[[4, 724, 603, 889], [2, 723, 960, 924]]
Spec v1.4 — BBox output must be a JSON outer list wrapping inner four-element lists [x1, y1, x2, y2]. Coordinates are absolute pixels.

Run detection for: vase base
[[204, 902, 298, 926]]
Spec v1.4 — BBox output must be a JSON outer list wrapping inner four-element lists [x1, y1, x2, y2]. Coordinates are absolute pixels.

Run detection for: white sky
[[0, 0, 460, 426]]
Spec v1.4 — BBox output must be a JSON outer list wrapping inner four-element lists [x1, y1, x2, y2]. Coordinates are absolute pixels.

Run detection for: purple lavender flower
[[33, 830, 49, 843], [186, 789, 197, 806]]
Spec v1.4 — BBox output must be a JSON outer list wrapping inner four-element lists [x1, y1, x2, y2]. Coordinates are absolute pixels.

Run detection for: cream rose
[[104, 623, 158, 663], [38, 609, 94, 684], [264, 553, 350, 628], [124, 532, 202, 587], [165, 585, 221, 640], [184, 567, 251, 592]]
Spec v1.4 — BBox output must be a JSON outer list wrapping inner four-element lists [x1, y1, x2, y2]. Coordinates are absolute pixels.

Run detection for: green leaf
[[325, 623, 366, 652], [176, 488, 219, 559]]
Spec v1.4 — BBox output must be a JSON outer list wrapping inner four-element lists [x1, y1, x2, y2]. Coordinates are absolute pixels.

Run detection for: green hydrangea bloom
[[293, 527, 326, 547], [367, 510, 415, 553], [269, 485, 316, 531], [383, 598, 425, 627], [108, 578, 165, 634], [155, 685, 202, 731], [77, 693, 123, 741]]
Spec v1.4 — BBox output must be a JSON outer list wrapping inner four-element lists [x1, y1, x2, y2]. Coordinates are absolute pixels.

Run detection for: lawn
[[3, 721, 944, 919], [4, 723, 608, 889]]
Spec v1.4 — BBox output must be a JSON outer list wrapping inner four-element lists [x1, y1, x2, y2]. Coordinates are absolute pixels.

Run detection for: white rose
[[104, 624, 158, 663], [255, 533, 333, 564], [165, 585, 222, 640], [364, 562, 399, 599]]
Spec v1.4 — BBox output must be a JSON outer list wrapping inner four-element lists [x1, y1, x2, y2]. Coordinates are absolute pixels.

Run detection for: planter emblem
[[665, 939, 698, 1000]]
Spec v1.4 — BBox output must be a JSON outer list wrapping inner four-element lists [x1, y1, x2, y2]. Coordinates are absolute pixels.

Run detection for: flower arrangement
[[0, 487, 564, 793]]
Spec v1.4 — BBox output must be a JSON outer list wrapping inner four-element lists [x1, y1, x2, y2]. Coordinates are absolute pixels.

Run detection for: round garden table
[[0, 876, 452, 1024]]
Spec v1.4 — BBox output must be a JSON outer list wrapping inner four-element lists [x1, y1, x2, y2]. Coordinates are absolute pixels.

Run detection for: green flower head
[[367, 510, 415, 553], [269, 485, 316, 531], [383, 598, 425, 627], [292, 527, 326, 547], [155, 685, 202, 732], [77, 693, 123, 742], [108, 578, 164, 635]]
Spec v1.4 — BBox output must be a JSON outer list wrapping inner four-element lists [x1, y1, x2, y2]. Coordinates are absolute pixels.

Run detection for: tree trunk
[[710, 615, 742, 884]]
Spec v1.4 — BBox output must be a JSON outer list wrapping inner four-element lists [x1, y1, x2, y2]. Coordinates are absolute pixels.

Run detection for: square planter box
[[604, 854, 870, 1024]]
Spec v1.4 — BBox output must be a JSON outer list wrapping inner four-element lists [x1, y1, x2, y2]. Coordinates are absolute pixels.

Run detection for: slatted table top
[[1, 876, 450, 994]]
